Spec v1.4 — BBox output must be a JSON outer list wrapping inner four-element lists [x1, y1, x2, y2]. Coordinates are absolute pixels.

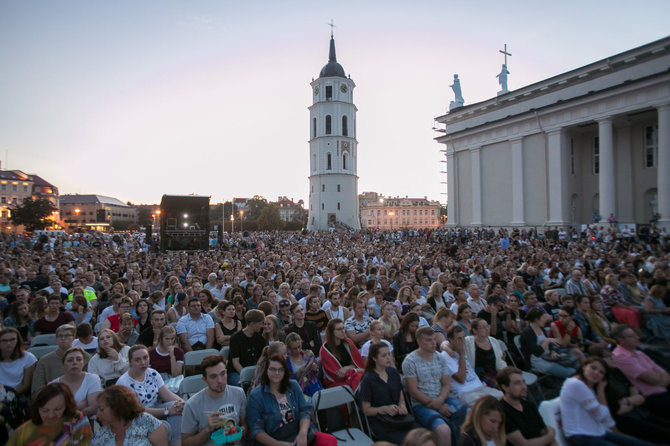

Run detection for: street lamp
[[230, 215, 234, 233], [388, 211, 394, 230], [239, 210, 244, 232]]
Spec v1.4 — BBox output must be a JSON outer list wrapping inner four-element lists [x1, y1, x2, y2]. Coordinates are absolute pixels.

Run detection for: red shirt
[[148, 347, 185, 375], [106, 314, 138, 333], [35, 312, 75, 334]]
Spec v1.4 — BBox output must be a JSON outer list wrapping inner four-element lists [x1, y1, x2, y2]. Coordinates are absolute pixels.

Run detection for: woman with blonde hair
[[379, 301, 401, 341], [262, 314, 286, 344], [457, 395, 505, 446], [87, 329, 129, 387]]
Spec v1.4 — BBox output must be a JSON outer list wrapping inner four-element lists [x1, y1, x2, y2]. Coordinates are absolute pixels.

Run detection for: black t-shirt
[[477, 309, 503, 339], [138, 327, 157, 347], [501, 398, 546, 443], [358, 367, 402, 409], [227, 330, 267, 372]]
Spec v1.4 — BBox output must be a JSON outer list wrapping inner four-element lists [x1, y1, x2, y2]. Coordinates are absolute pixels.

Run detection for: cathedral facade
[[435, 36, 670, 230]]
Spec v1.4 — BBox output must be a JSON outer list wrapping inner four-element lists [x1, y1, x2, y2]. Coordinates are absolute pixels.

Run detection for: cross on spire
[[328, 19, 336, 37], [499, 43, 512, 66]]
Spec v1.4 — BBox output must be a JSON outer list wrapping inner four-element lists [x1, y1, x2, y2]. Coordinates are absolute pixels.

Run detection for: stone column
[[510, 137, 525, 226], [471, 147, 482, 226], [658, 104, 670, 230], [446, 148, 457, 226], [547, 129, 567, 225], [616, 125, 634, 223], [598, 118, 616, 220]]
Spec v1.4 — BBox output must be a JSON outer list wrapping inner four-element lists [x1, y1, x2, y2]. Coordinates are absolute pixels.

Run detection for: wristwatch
[[164, 407, 169, 418]]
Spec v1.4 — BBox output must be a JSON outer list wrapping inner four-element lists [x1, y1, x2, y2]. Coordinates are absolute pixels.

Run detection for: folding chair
[[313, 386, 374, 446], [184, 348, 220, 376], [28, 345, 58, 360], [239, 365, 257, 393], [31, 333, 57, 346], [497, 339, 542, 403], [219, 346, 230, 360], [538, 397, 568, 446], [513, 336, 557, 401], [178, 375, 207, 399]]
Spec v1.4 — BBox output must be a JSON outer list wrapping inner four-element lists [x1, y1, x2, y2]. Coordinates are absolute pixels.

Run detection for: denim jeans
[[228, 372, 240, 386], [412, 397, 468, 444]]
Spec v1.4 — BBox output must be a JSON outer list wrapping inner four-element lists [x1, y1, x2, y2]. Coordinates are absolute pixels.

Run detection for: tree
[[10, 198, 57, 232], [256, 205, 284, 230], [136, 207, 153, 227]]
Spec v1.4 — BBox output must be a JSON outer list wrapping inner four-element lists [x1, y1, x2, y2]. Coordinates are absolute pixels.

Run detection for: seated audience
[[135, 298, 151, 333], [358, 342, 414, 445], [549, 307, 586, 362], [138, 309, 167, 348], [101, 296, 137, 333], [320, 318, 364, 390], [117, 313, 140, 345], [176, 297, 215, 352], [227, 309, 267, 385], [441, 326, 503, 407], [72, 322, 98, 354], [7, 383, 92, 446], [149, 325, 185, 378], [305, 295, 329, 331], [284, 303, 322, 355], [66, 290, 93, 326], [247, 355, 336, 446], [88, 328, 130, 387], [344, 298, 373, 347], [457, 395, 505, 446], [360, 320, 394, 365], [519, 308, 576, 378], [285, 332, 323, 397], [559, 357, 652, 446], [393, 312, 420, 367], [2, 300, 35, 346], [263, 314, 286, 344], [51, 346, 101, 418], [181, 354, 248, 446], [403, 326, 468, 446], [117, 344, 185, 444], [586, 295, 615, 344], [498, 366, 557, 446], [643, 284, 670, 338], [432, 307, 456, 346], [379, 301, 401, 341], [93, 385, 168, 446], [464, 319, 507, 387], [0, 328, 36, 430], [213, 300, 242, 349], [34, 295, 75, 335]]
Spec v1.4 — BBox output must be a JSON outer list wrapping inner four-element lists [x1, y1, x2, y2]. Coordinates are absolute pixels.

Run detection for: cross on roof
[[328, 19, 336, 37], [499, 43, 512, 66]]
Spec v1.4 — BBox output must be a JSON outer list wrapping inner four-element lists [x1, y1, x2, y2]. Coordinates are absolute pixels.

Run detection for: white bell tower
[[307, 33, 360, 231]]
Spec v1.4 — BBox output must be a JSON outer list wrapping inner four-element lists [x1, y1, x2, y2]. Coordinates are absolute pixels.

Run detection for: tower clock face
[[342, 141, 350, 150], [340, 85, 348, 93], [313, 86, 319, 95]]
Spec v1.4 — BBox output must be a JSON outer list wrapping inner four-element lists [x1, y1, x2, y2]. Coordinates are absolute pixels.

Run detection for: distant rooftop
[[61, 194, 130, 207]]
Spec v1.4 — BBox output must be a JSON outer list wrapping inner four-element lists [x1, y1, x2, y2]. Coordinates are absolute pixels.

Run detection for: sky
[[1, 1, 669, 206]]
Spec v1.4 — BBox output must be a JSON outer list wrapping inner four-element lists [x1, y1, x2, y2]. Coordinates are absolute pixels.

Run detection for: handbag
[[273, 419, 317, 445], [377, 413, 415, 431]]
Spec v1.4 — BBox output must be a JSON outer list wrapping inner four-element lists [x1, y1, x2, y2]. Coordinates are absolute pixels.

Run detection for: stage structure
[[159, 195, 210, 251]]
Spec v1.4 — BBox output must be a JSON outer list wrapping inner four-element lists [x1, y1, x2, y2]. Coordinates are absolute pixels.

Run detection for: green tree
[[256, 205, 283, 230], [10, 198, 57, 231], [136, 207, 153, 227]]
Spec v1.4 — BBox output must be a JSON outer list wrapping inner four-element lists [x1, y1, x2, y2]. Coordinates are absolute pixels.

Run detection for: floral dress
[[286, 350, 323, 397], [92, 412, 162, 446]]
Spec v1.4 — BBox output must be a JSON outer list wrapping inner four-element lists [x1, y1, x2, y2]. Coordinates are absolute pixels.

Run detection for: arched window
[[325, 115, 332, 135], [342, 116, 348, 136], [312, 154, 316, 172], [327, 153, 332, 170], [337, 202, 341, 210], [321, 203, 325, 210], [313, 118, 317, 138], [343, 153, 348, 170], [322, 184, 325, 192]]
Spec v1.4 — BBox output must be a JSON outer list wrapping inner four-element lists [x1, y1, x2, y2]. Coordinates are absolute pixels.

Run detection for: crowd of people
[[0, 223, 668, 446]]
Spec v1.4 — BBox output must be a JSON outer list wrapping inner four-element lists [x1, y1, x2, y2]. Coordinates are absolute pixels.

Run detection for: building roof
[[319, 37, 346, 79], [60, 194, 130, 207], [29, 174, 57, 188], [0, 170, 26, 181]]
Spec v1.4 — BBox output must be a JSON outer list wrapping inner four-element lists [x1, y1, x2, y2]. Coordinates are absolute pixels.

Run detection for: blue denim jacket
[[247, 379, 312, 439]]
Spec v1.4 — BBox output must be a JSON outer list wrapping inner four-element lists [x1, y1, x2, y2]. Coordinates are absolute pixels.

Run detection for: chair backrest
[[239, 365, 257, 384], [178, 375, 207, 399], [538, 397, 567, 446], [313, 385, 356, 410], [554, 288, 567, 296], [31, 333, 57, 346], [184, 349, 220, 367], [219, 346, 229, 360], [28, 345, 58, 360]]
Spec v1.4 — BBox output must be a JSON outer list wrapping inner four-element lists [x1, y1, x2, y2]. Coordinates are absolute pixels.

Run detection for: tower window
[[337, 202, 341, 210], [645, 125, 658, 168], [313, 118, 317, 138], [321, 203, 325, 210], [322, 184, 325, 192], [327, 153, 332, 170], [342, 116, 348, 136], [325, 115, 332, 135], [337, 184, 341, 192], [570, 138, 575, 175], [326, 86, 332, 100], [343, 153, 348, 170]]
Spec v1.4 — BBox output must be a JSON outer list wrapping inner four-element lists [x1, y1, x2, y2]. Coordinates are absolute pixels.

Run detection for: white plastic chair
[[28, 345, 58, 360], [31, 333, 57, 346], [312, 385, 373, 446], [219, 346, 230, 360], [178, 375, 207, 399], [538, 397, 568, 446], [184, 349, 220, 368]]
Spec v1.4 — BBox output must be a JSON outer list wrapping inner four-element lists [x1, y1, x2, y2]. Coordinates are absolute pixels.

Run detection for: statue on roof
[[449, 74, 464, 111], [497, 64, 510, 95]]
